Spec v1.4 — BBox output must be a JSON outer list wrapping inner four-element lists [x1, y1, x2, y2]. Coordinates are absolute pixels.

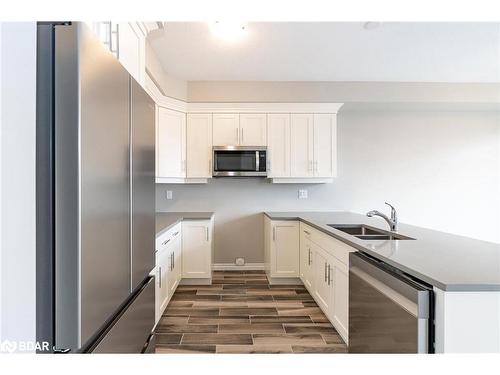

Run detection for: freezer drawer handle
[[53, 347, 71, 354]]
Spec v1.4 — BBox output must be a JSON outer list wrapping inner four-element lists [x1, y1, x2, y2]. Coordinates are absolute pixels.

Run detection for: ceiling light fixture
[[210, 21, 248, 42]]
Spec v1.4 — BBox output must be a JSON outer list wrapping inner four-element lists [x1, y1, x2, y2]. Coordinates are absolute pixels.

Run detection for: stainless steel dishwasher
[[349, 252, 434, 353]]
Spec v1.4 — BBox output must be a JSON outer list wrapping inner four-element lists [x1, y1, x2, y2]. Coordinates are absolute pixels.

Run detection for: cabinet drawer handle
[[308, 248, 311, 265], [328, 265, 332, 285], [236, 127, 239, 143], [206, 227, 209, 241], [162, 238, 171, 245], [158, 266, 161, 288], [172, 231, 179, 237], [303, 230, 310, 235], [324, 262, 328, 282], [272, 227, 276, 241], [241, 128, 244, 143]]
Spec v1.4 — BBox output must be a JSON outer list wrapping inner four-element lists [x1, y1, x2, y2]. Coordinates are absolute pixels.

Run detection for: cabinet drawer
[[301, 222, 354, 265], [155, 223, 181, 252]]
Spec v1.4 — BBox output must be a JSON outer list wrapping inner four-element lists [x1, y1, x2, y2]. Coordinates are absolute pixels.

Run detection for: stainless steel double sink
[[327, 224, 415, 241]]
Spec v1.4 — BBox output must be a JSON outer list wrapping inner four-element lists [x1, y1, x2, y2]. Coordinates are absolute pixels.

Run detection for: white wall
[[0, 22, 37, 348], [335, 110, 500, 243], [157, 108, 500, 263]]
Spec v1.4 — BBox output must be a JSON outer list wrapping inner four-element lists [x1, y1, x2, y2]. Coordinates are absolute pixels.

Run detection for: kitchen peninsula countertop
[[265, 211, 500, 292], [156, 212, 214, 237]]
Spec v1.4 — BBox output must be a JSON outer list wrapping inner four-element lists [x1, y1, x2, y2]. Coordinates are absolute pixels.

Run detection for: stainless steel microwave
[[213, 146, 267, 177]]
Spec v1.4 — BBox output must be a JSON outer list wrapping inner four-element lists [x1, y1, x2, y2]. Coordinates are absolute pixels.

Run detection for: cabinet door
[[212, 114, 240, 146], [117, 22, 144, 84], [331, 258, 348, 341], [267, 114, 290, 177], [299, 226, 314, 291], [271, 221, 300, 277], [157, 107, 186, 178], [155, 249, 170, 323], [182, 221, 211, 278], [313, 114, 337, 177], [290, 114, 314, 177], [240, 114, 267, 146], [313, 244, 333, 313], [186, 114, 212, 178], [173, 230, 182, 284]]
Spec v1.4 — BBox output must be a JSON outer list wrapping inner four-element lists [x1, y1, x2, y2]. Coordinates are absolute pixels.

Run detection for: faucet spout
[[366, 203, 398, 232]]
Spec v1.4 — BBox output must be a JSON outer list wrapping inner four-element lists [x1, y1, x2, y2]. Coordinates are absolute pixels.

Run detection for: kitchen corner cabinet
[[266, 220, 300, 278], [157, 107, 186, 178], [186, 114, 213, 178], [182, 220, 213, 279]]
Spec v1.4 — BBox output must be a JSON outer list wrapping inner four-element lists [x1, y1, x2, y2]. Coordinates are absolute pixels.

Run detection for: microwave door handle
[[256, 151, 259, 172]]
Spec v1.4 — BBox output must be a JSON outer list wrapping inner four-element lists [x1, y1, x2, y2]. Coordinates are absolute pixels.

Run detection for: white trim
[[143, 77, 343, 115], [155, 177, 209, 184], [270, 178, 334, 184], [187, 102, 344, 114], [145, 74, 188, 113], [212, 263, 265, 271]]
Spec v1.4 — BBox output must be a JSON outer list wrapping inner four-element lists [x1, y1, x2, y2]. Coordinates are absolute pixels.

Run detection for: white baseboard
[[212, 263, 265, 271]]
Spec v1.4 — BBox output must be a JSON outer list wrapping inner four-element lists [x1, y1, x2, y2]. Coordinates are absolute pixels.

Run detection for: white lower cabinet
[[312, 243, 334, 313], [266, 220, 300, 279], [155, 248, 170, 324], [297, 223, 352, 343], [182, 220, 213, 279], [299, 223, 314, 290], [331, 257, 349, 340]]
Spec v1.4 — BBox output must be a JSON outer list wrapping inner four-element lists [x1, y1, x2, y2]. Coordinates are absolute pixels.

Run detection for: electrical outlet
[[298, 189, 308, 199], [166, 190, 173, 200]]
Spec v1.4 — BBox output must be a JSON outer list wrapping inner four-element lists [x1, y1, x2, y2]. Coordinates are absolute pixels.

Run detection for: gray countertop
[[265, 211, 500, 292], [156, 212, 214, 237]]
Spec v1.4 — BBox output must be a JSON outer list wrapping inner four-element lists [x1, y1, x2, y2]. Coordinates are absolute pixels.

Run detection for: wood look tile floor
[[155, 271, 347, 354]]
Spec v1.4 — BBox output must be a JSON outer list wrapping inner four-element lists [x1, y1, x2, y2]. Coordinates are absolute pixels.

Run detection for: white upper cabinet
[[186, 114, 213, 178], [157, 107, 186, 178], [212, 114, 240, 146], [313, 114, 337, 177], [290, 114, 314, 177], [267, 114, 290, 178], [239, 114, 267, 146], [117, 22, 145, 85]]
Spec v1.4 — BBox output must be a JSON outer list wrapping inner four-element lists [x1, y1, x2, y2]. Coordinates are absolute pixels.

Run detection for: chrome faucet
[[367, 202, 398, 232]]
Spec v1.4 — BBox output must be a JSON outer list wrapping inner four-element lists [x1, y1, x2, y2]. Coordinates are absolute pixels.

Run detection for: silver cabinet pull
[[324, 262, 328, 282], [272, 227, 276, 241], [241, 128, 244, 144], [170, 252, 173, 271], [328, 265, 332, 285], [172, 231, 179, 237], [236, 127, 239, 143], [303, 230, 310, 235], [162, 238, 170, 246], [206, 227, 209, 241], [158, 266, 161, 288], [308, 248, 311, 265], [173, 252, 175, 269]]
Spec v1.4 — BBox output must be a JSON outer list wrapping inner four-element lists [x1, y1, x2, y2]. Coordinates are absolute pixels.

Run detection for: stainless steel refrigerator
[[36, 22, 156, 353]]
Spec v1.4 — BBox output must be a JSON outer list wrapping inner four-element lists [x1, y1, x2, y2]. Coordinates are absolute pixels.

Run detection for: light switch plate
[[166, 190, 173, 200], [298, 189, 308, 199]]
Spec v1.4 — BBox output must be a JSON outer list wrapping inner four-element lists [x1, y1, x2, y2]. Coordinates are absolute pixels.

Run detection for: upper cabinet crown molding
[[187, 102, 344, 114]]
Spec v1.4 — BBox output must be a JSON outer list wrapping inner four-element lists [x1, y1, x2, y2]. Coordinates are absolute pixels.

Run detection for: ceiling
[[148, 22, 500, 83]]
